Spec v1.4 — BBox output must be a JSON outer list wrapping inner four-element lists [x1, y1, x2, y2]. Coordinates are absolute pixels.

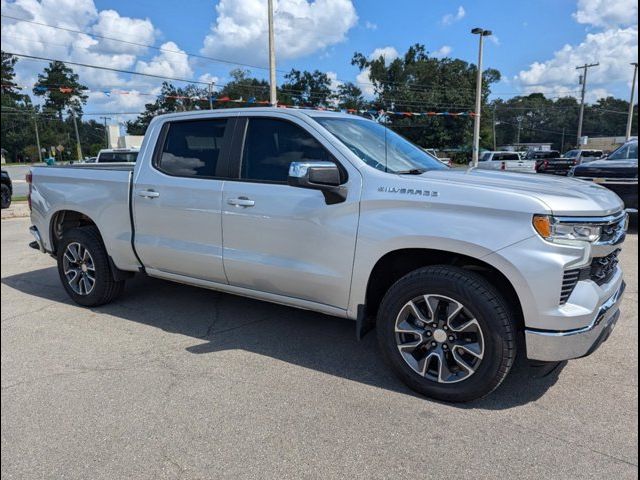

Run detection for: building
[[499, 142, 554, 152], [107, 125, 144, 149], [585, 136, 636, 154]]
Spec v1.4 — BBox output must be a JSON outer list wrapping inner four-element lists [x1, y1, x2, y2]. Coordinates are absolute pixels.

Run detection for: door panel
[[133, 118, 232, 283], [221, 116, 361, 309], [222, 182, 360, 309]]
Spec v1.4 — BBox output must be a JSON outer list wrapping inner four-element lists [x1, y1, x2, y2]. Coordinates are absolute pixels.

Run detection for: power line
[[4, 51, 211, 85], [0, 14, 494, 95], [1, 13, 278, 74]]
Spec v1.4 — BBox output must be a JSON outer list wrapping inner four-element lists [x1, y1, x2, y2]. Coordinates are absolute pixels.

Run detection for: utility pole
[[471, 28, 492, 167], [516, 115, 524, 145], [267, 0, 277, 107], [208, 83, 215, 110], [492, 107, 497, 151], [626, 62, 638, 141], [71, 111, 83, 161], [576, 62, 599, 145], [33, 113, 42, 163], [99, 116, 111, 148], [561, 127, 566, 153]]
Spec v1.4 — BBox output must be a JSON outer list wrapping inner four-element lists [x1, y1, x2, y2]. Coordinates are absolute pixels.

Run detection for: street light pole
[[267, 0, 277, 107], [576, 62, 599, 145], [471, 28, 492, 167], [99, 116, 111, 148], [626, 62, 638, 141]]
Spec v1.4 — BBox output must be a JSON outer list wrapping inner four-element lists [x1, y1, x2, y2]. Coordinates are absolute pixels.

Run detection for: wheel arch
[[362, 248, 525, 334], [49, 209, 99, 255], [50, 210, 134, 282]]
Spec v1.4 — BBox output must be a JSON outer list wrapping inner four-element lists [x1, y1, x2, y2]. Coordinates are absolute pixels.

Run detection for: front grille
[[561, 250, 621, 304], [560, 269, 581, 304], [589, 250, 620, 286]]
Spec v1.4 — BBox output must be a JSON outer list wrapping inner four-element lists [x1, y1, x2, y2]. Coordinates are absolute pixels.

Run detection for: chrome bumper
[[525, 281, 626, 362]]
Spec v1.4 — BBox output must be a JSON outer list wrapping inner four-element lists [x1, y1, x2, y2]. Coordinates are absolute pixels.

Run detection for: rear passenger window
[[158, 119, 228, 177], [241, 118, 333, 182]]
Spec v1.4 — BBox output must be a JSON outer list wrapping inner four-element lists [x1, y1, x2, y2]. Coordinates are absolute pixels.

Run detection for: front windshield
[[315, 117, 447, 174], [608, 142, 637, 161]]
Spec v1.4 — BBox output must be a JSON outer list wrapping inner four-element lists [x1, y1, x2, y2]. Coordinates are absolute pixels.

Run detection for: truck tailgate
[[30, 165, 140, 271], [504, 160, 537, 173]]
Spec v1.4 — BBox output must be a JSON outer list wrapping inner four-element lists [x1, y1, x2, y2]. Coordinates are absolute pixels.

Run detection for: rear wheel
[[1, 184, 11, 209], [57, 226, 124, 307], [377, 265, 516, 402]]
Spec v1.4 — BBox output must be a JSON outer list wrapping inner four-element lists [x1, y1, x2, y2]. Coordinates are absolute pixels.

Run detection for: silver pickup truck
[[27, 108, 629, 402]]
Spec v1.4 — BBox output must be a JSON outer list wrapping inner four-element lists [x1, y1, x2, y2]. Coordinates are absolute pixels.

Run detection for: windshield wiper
[[394, 169, 427, 175]]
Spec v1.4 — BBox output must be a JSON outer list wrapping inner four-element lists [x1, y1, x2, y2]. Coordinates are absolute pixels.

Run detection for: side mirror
[[288, 161, 347, 205]]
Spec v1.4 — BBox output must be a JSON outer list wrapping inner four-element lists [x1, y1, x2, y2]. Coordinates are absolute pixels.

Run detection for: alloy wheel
[[62, 242, 96, 296], [394, 294, 485, 383]]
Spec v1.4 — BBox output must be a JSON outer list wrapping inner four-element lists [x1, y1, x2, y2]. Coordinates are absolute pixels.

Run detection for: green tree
[[1, 51, 26, 107], [335, 82, 367, 111], [280, 69, 333, 107], [352, 44, 501, 150], [126, 82, 210, 135], [218, 68, 270, 104], [33, 61, 88, 119]]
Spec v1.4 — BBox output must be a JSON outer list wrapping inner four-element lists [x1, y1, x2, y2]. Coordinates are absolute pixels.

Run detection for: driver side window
[[241, 118, 334, 183]]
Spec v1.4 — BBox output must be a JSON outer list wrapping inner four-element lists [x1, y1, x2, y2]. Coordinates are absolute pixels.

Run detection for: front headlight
[[533, 215, 602, 243]]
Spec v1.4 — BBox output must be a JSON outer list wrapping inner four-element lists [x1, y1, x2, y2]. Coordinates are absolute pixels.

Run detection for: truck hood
[[413, 168, 624, 216]]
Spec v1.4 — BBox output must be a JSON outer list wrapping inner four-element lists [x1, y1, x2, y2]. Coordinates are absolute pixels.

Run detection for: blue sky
[[2, 0, 638, 118]]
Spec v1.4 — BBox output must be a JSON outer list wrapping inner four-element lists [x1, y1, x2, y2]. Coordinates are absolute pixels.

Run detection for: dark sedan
[[570, 140, 638, 212]]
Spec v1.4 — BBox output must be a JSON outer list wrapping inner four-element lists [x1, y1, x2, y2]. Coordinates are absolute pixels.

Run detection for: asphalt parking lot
[[1, 216, 638, 479]]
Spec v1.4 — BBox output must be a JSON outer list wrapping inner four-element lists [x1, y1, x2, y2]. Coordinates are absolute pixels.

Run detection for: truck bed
[[29, 164, 140, 271]]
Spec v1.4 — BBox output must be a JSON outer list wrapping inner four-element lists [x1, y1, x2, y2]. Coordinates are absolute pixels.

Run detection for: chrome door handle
[[227, 197, 255, 207], [137, 189, 160, 199]]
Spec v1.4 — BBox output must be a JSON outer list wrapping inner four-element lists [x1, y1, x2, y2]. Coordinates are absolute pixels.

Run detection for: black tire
[[56, 226, 125, 307], [1, 184, 11, 209], [376, 265, 516, 402]]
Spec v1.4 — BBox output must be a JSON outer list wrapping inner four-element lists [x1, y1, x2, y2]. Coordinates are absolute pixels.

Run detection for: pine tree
[[33, 61, 88, 119]]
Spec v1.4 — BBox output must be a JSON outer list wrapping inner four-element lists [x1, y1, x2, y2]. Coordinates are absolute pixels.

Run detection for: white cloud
[[364, 20, 378, 30], [198, 73, 220, 85], [516, 26, 638, 99], [441, 6, 465, 26], [136, 42, 193, 79], [0, 0, 195, 119], [201, 0, 358, 65], [515, 0, 638, 101], [355, 46, 399, 97], [573, 0, 638, 28], [92, 10, 156, 54], [433, 45, 452, 58]]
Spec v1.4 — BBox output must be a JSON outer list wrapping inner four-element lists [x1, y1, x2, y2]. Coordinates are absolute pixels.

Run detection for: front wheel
[[377, 265, 516, 402], [57, 226, 124, 307]]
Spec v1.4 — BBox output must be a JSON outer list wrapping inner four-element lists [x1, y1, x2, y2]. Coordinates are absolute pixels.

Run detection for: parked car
[[563, 149, 604, 164], [1, 169, 12, 209], [27, 108, 628, 402], [570, 139, 638, 212], [424, 148, 452, 167], [476, 151, 537, 173], [96, 148, 139, 163]]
